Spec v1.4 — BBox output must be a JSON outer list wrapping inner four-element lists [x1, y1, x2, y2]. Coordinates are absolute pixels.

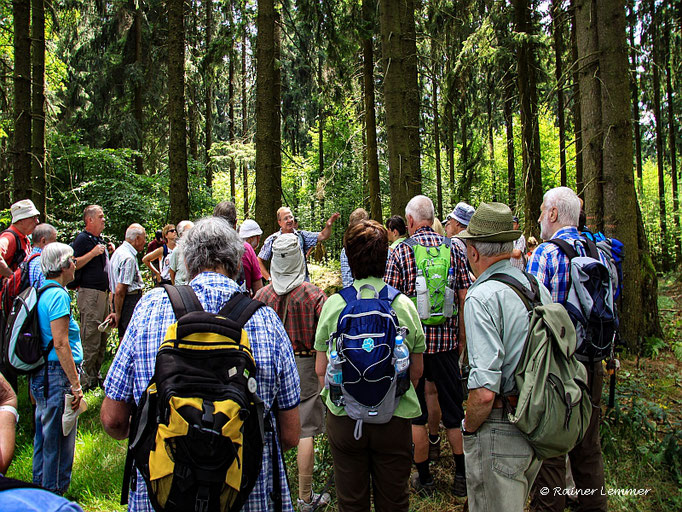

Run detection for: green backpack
[[489, 272, 592, 460], [405, 237, 454, 326]]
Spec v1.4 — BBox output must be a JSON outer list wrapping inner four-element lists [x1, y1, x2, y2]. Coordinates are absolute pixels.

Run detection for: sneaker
[[428, 436, 441, 461], [409, 472, 435, 496], [297, 491, 331, 512], [453, 474, 467, 497]]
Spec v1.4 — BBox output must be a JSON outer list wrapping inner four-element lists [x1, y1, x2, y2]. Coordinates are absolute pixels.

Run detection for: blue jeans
[[30, 362, 78, 494]]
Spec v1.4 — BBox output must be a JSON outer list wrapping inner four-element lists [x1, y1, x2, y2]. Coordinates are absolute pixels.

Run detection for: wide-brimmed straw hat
[[456, 202, 522, 243]]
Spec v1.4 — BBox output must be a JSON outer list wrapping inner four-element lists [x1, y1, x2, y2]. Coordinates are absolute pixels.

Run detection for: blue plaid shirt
[[104, 272, 300, 512], [28, 247, 45, 289], [340, 247, 353, 288], [526, 226, 608, 304]]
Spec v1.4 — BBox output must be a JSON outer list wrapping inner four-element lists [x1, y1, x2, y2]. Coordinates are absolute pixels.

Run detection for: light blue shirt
[[37, 280, 83, 364], [463, 259, 551, 394], [28, 247, 45, 289], [340, 247, 353, 288], [109, 241, 143, 292]]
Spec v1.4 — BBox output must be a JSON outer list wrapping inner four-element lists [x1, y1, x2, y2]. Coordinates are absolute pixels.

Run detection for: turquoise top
[[38, 280, 83, 364]]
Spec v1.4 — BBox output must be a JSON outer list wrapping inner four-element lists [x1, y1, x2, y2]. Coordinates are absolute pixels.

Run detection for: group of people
[[0, 186, 610, 512]]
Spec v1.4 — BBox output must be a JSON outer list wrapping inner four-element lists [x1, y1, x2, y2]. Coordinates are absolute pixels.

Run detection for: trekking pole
[[605, 332, 619, 408]]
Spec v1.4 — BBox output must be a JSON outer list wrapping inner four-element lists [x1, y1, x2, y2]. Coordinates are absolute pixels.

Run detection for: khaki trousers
[[77, 288, 109, 388]]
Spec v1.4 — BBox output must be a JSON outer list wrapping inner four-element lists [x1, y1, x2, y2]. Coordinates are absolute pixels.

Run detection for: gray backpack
[[489, 272, 592, 460]]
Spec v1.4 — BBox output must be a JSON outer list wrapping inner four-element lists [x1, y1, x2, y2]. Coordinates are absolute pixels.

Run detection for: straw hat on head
[[456, 202, 522, 243]]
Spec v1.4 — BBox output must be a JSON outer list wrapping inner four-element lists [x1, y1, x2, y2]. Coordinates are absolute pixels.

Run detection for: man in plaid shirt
[[101, 217, 301, 512], [255, 233, 330, 512], [527, 187, 608, 512], [385, 195, 472, 497]]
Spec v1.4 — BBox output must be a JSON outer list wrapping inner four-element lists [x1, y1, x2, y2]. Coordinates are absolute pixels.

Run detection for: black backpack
[[123, 285, 275, 512]]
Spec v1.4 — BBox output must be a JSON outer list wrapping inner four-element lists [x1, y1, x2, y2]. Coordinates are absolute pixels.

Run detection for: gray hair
[[125, 224, 145, 242], [33, 223, 57, 245], [213, 201, 238, 228], [176, 220, 194, 237], [405, 195, 435, 224], [41, 242, 74, 278], [468, 240, 514, 257], [543, 187, 580, 227], [183, 217, 244, 279], [83, 205, 102, 223]]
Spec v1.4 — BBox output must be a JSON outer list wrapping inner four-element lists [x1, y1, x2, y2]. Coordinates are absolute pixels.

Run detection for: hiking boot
[[428, 436, 441, 461], [409, 472, 435, 497], [453, 474, 467, 497], [297, 491, 331, 512]]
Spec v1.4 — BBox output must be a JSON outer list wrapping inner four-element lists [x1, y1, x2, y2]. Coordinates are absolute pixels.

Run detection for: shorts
[[296, 356, 325, 438], [412, 350, 465, 429], [119, 292, 142, 339]]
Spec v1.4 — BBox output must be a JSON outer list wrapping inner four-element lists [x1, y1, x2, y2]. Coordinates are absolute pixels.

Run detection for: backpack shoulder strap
[[0, 474, 43, 492], [547, 238, 579, 260], [2, 229, 24, 266], [582, 237, 601, 260], [162, 284, 202, 320], [219, 292, 265, 328], [403, 237, 418, 249], [378, 284, 401, 303], [442, 236, 452, 249], [338, 286, 358, 305], [487, 273, 539, 311], [24, 252, 41, 265]]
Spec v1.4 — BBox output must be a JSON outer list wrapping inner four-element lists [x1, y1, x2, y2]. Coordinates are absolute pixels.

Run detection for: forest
[[1, 0, 682, 510]]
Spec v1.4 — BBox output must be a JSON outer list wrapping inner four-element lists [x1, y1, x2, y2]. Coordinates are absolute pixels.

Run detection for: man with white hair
[[101, 216, 301, 512], [527, 186, 608, 512], [168, 220, 194, 286], [28, 223, 58, 289], [254, 233, 330, 511], [106, 224, 146, 340], [385, 195, 472, 496]]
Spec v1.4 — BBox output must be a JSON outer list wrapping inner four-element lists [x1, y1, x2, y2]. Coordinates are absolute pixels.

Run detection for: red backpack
[[1, 252, 40, 313]]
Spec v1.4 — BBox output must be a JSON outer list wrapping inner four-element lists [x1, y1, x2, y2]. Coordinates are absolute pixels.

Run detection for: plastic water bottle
[[415, 269, 431, 320], [443, 267, 455, 318], [394, 335, 410, 395], [326, 350, 345, 407]]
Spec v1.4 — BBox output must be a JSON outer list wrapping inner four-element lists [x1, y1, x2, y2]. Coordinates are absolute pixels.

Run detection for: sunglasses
[[167, 229, 177, 233]]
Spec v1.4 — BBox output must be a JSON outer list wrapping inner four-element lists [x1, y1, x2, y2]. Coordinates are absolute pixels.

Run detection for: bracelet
[[71, 386, 82, 393], [0, 405, 19, 424]]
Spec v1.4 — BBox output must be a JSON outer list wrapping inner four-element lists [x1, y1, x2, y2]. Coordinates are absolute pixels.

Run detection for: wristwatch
[[461, 418, 475, 436]]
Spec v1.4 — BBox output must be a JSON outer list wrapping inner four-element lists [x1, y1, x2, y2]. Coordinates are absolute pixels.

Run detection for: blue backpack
[[328, 284, 408, 439]]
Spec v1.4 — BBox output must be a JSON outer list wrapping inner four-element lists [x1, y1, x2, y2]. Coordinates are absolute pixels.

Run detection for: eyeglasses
[[168, 229, 177, 233], [70, 257, 77, 265]]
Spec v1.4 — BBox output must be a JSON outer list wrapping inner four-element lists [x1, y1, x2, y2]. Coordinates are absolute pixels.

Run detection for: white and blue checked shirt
[[104, 272, 301, 512], [340, 247, 353, 288], [28, 247, 45, 289]]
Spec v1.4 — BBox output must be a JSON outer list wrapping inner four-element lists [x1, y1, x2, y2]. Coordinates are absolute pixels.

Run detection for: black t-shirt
[[71, 230, 109, 291]]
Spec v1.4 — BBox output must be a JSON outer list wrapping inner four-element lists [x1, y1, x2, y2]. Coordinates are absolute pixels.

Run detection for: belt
[[493, 395, 518, 409], [126, 290, 142, 296], [294, 350, 313, 358]]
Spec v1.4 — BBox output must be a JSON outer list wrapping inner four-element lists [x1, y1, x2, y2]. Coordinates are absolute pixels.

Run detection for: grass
[[5, 269, 682, 511]]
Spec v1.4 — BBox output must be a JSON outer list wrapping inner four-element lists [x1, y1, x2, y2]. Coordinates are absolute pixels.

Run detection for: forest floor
[[5, 266, 682, 511]]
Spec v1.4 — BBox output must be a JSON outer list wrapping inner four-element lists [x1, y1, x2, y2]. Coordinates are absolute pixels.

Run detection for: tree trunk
[[597, 0, 644, 351], [433, 42, 443, 219], [514, 0, 543, 239], [363, 0, 382, 223], [503, 71, 516, 210], [204, 0, 214, 188], [486, 78, 495, 203], [255, 0, 281, 238], [168, 0, 189, 223], [628, 5, 643, 196], [379, 0, 421, 215], [242, 34, 248, 216], [445, 29, 455, 204], [133, 5, 144, 175], [552, 0, 567, 187], [13, 0, 31, 201], [31, 0, 46, 213], [188, 82, 198, 161], [317, 55, 325, 224], [650, 0, 667, 266], [570, 0, 583, 200], [228, 2, 236, 202], [664, 12, 680, 263], [576, 0, 603, 232]]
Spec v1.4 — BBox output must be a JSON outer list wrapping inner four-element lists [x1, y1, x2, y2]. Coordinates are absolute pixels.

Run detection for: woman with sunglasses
[[31, 243, 84, 494], [142, 224, 177, 285]]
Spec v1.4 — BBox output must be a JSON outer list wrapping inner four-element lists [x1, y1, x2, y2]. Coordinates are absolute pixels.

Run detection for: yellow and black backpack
[[123, 285, 268, 512]]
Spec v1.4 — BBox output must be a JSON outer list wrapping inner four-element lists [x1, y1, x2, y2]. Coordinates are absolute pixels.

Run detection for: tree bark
[[570, 0, 583, 200], [628, 5, 643, 196], [31, 0, 46, 213], [133, 5, 144, 175], [13, 0, 31, 201], [204, 0, 214, 188], [433, 41, 443, 219], [445, 29, 455, 204], [486, 77, 495, 203], [552, 0, 567, 187], [363, 0, 382, 223], [255, 0, 281, 238], [228, 2, 236, 202], [317, 55, 325, 224], [242, 33, 248, 216], [650, 0, 667, 266], [576, 0, 603, 232], [514, 0, 543, 239], [503, 71, 516, 210], [379, 0, 421, 215], [597, 0, 644, 351], [664, 12, 680, 262], [168, 0, 189, 223]]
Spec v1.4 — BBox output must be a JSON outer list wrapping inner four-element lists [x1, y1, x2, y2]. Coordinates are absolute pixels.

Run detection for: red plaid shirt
[[384, 226, 472, 353], [254, 282, 327, 353]]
